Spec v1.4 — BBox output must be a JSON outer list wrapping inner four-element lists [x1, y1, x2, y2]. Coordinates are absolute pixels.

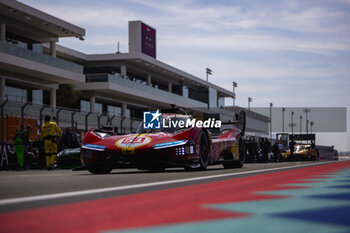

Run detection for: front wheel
[[186, 131, 209, 171], [198, 131, 209, 170]]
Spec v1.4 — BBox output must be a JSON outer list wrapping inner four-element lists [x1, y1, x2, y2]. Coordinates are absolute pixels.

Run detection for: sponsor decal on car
[[154, 139, 187, 149], [115, 136, 152, 148], [82, 144, 106, 151]]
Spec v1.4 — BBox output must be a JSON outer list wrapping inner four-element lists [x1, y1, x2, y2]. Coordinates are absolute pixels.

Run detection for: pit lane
[[0, 161, 338, 212]]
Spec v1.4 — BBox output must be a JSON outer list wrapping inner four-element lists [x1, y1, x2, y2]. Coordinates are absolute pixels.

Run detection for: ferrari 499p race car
[[78, 111, 246, 174]]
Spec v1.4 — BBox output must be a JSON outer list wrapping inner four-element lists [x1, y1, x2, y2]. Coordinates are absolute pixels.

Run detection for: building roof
[[50, 44, 235, 98], [86, 52, 235, 98], [0, 0, 85, 42]]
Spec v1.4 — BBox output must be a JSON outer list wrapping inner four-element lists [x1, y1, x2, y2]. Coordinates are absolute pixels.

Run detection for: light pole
[[303, 108, 310, 134], [206, 68, 212, 82], [269, 102, 273, 140], [291, 111, 294, 135], [282, 107, 285, 133], [300, 116, 302, 134], [232, 82, 237, 106], [248, 97, 252, 110], [310, 121, 314, 133]]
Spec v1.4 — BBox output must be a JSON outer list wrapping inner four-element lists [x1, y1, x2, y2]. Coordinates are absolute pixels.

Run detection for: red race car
[[78, 111, 246, 174]]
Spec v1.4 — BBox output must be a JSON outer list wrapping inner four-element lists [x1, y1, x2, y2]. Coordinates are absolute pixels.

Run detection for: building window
[[107, 105, 121, 116], [32, 90, 43, 105], [183, 86, 188, 98], [95, 103, 102, 114], [32, 43, 43, 53], [5, 86, 27, 103], [15, 41, 27, 49], [208, 87, 217, 108], [188, 87, 208, 103], [126, 109, 130, 118], [218, 97, 225, 108], [80, 100, 90, 112]]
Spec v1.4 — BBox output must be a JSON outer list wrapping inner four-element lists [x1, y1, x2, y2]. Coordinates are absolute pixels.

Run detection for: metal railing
[[86, 74, 207, 108], [0, 42, 83, 74], [1, 99, 142, 135]]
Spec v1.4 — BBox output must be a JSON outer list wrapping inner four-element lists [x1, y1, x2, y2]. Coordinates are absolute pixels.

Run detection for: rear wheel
[[223, 151, 236, 169], [235, 138, 245, 167], [223, 138, 245, 169]]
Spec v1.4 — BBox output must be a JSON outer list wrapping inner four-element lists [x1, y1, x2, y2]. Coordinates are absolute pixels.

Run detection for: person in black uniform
[[60, 127, 80, 150], [289, 139, 296, 161], [272, 142, 280, 162]]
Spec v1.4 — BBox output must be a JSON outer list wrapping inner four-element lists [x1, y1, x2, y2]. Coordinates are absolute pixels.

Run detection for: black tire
[[238, 138, 245, 166], [223, 137, 245, 169], [198, 131, 210, 170], [223, 156, 236, 169], [88, 166, 112, 174], [186, 131, 209, 171]]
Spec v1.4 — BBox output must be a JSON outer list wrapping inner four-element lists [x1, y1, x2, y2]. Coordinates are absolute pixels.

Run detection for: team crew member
[[13, 129, 25, 170], [40, 115, 62, 170], [272, 142, 280, 162], [289, 139, 296, 159]]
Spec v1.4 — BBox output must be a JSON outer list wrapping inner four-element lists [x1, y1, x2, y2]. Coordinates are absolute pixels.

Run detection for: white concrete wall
[[128, 21, 142, 54]]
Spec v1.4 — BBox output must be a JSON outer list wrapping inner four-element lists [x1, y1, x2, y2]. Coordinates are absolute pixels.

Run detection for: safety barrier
[[318, 150, 338, 161], [0, 99, 142, 168], [317, 145, 338, 161]]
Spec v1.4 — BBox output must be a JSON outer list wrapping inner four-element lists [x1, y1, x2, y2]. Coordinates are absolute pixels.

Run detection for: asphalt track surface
[[0, 161, 325, 208], [1, 160, 350, 233]]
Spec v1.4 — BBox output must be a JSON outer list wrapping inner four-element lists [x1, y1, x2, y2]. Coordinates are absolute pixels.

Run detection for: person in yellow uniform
[[40, 115, 62, 170]]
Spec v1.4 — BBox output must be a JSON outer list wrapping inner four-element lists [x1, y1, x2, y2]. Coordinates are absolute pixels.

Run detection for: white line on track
[[0, 162, 335, 206]]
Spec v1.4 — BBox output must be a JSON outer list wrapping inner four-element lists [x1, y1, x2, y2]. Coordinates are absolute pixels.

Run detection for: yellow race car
[[281, 144, 318, 161], [295, 144, 318, 161]]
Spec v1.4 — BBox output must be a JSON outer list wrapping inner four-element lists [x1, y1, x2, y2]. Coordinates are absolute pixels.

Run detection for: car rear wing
[[221, 111, 246, 136], [237, 111, 246, 136]]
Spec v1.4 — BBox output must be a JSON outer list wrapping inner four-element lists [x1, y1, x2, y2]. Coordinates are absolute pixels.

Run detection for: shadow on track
[[74, 167, 227, 176]]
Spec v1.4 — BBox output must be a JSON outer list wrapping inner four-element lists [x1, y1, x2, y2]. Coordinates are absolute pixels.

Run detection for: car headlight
[[175, 145, 195, 156]]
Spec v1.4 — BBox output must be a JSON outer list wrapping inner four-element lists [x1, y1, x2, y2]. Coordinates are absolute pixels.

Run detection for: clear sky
[[20, 0, 350, 151]]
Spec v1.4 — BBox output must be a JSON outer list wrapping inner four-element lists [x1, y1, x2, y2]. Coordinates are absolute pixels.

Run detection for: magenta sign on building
[[141, 23, 156, 58]]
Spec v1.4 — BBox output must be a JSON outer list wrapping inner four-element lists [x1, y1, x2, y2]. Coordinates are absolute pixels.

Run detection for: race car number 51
[[115, 136, 151, 148]]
